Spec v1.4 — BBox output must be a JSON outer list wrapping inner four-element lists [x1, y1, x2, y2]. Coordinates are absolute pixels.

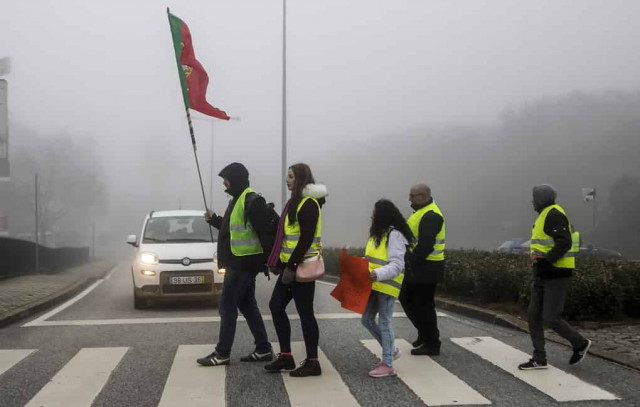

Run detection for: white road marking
[[25, 312, 441, 327], [158, 345, 225, 407], [362, 339, 491, 406], [25, 347, 128, 407], [0, 349, 36, 376], [315, 280, 337, 287], [451, 336, 619, 402], [276, 342, 359, 407], [22, 279, 105, 327], [103, 265, 118, 280]]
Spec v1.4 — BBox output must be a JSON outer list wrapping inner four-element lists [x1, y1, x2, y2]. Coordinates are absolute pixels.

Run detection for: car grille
[[159, 258, 213, 265], [162, 283, 211, 294]]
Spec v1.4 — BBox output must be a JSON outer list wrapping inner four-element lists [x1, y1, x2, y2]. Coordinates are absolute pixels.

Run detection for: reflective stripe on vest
[[229, 188, 263, 256], [366, 233, 404, 298], [407, 201, 446, 261], [571, 231, 580, 254], [530, 204, 575, 269], [280, 196, 322, 263]]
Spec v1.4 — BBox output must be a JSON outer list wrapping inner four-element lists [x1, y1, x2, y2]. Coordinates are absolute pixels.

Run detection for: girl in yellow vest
[[362, 199, 414, 378], [265, 163, 327, 377]]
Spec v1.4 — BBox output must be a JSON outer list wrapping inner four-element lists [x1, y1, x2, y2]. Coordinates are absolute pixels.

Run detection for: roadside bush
[[324, 246, 640, 321], [443, 250, 530, 303]]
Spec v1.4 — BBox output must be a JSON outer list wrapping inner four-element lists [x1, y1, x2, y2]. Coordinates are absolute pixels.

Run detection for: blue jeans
[[215, 268, 271, 356], [361, 290, 396, 367]]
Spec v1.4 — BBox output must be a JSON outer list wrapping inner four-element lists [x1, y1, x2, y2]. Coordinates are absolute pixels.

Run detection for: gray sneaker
[[569, 339, 592, 365]]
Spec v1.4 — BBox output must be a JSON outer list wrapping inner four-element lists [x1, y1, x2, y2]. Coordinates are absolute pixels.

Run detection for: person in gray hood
[[519, 184, 591, 371]]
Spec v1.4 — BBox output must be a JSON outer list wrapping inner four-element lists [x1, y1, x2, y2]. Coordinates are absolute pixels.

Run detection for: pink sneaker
[[369, 362, 396, 378], [393, 347, 402, 360]]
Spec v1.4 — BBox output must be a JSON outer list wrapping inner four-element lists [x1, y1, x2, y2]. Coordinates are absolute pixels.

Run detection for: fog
[[1, 1, 640, 258]]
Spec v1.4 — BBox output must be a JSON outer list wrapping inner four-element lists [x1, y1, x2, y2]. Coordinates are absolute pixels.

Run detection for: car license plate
[[170, 276, 204, 285]]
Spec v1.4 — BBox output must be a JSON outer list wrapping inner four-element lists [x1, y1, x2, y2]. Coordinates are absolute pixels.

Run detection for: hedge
[[323, 247, 640, 321]]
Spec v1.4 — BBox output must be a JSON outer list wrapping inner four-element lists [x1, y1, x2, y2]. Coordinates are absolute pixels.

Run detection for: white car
[[127, 210, 224, 309]]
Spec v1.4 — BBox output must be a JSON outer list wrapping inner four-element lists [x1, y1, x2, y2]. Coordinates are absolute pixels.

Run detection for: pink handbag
[[295, 254, 325, 282]]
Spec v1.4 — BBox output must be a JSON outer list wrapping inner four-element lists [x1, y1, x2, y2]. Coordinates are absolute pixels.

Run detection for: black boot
[[289, 359, 322, 377], [264, 353, 296, 372]]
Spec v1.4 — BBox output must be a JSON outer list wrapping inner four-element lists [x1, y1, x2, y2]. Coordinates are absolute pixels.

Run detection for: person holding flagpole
[[196, 163, 274, 366]]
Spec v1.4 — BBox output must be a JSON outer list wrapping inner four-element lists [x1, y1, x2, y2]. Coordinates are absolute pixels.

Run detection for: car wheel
[[133, 290, 149, 309]]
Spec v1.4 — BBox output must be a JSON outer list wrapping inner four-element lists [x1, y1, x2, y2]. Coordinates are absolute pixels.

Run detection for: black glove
[[259, 263, 270, 279], [204, 210, 216, 224], [534, 258, 553, 277], [282, 267, 295, 285]]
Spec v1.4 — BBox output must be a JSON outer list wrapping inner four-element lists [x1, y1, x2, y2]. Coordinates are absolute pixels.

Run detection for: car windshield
[[142, 216, 217, 243]]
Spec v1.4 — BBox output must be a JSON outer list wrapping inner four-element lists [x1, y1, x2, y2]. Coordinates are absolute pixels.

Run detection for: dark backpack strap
[[243, 191, 262, 226]]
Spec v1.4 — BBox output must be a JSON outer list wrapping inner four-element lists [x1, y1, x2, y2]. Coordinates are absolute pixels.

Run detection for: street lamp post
[[34, 173, 39, 272], [281, 0, 287, 210]]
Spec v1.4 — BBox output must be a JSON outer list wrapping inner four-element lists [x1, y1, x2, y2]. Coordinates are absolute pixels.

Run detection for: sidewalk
[[435, 296, 640, 372], [0, 260, 117, 328]]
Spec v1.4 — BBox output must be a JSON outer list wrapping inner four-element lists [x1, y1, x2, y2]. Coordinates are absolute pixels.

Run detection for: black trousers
[[399, 281, 441, 350], [269, 274, 319, 359]]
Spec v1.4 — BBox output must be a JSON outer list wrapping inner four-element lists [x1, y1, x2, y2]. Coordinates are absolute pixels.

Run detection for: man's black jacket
[[207, 163, 271, 273], [208, 192, 271, 273], [405, 198, 445, 285]]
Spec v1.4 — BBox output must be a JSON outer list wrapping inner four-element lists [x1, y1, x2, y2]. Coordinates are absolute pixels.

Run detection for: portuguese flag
[[167, 10, 230, 120]]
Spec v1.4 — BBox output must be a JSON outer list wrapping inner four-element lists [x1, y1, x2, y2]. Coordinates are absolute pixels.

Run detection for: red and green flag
[[167, 10, 230, 120]]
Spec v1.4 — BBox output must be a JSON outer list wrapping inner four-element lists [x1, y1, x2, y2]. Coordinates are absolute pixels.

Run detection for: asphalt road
[[0, 261, 638, 407]]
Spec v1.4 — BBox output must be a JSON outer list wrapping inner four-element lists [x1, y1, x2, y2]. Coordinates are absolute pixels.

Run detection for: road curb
[[0, 262, 117, 329], [435, 296, 640, 372]]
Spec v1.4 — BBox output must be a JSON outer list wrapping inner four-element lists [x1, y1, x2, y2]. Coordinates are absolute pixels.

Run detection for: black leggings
[[269, 274, 319, 359]]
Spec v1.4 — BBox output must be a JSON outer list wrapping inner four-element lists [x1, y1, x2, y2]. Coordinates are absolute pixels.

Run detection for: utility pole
[[592, 190, 597, 237], [34, 174, 39, 273], [281, 0, 288, 210], [91, 221, 95, 261], [209, 121, 214, 205]]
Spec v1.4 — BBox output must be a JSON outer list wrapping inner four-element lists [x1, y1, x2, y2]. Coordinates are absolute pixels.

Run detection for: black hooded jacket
[[532, 185, 573, 279], [207, 163, 271, 273]]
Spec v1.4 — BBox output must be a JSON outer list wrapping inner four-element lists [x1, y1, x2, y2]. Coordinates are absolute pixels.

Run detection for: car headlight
[[141, 270, 156, 276], [217, 268, 226, 275], [139, 252, 159, 265]]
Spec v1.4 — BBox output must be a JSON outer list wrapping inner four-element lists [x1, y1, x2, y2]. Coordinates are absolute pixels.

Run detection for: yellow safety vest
[[280, 197, 322, 263], [571, 231, 580, 254], [366, 232, 404, 298], [407, 201, 446, 261], [530, 204, 575, 269], [229, 188, 263, 256]]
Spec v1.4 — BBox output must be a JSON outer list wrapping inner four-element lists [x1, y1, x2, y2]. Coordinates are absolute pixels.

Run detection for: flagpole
[[281, 0, 287, 210], [185, 106, 215, 243]]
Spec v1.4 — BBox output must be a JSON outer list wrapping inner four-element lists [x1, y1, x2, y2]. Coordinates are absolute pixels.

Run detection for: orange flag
[[330, 249, 372, 314]]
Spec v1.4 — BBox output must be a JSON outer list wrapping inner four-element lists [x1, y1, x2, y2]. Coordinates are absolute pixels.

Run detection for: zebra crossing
[[0, 337, 620, 406]]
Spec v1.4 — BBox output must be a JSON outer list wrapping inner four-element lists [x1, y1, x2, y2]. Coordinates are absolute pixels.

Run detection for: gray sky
[[2, 0, 640, 250]]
